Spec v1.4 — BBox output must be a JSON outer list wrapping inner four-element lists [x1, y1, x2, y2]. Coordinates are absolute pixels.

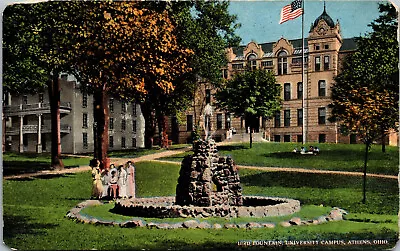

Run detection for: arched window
[[247, 54, 257, 70], [277, 51, 288, 75]]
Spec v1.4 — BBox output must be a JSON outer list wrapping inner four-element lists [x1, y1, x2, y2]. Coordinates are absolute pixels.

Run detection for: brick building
[[170, 7, 397, 145]]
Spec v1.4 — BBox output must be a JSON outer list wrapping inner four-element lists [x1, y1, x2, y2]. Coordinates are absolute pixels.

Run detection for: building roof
[[232, 37, 357, 58], [311, 6, 336, 31]]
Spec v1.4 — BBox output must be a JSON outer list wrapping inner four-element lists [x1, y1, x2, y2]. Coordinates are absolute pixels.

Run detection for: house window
[[61, 74, 68, 80], [186, 115, 193, 131], [319, 134, 326, 143], [318, 107, 326, 124], [132, 120, 136, 133], [318, 80, 326, 97], [222, 69, 228, 79], [109, 136, 114, 148], [109, 118, 114, 130], [83, 113, 88, 128], [225, 113, 231, 129], [278, 51, 288, 75], [232, 63, 244, 70], [132, 138, 137, 148], [205, 89, 211, 104], [39, 93, 44, 103], [297, 135, 303, 143], [297, 82, 303, 99], [121, 119, 126, 131], [109, 98, 114, 112], [324, 56, 330, 70], [261, 60, 273, 67], [324, 44, 330, 50], [274, 111, 281, 128], [284, 83, 291, 101], [132, 104, 136, 116], [23, 95, 28, 104], [284, 110, 290, 127], [122, 137, 126, 148], [82, 92, 87, 108], [315, 56, 321, 71], [23, 134, 28, 147], [297, 109, 303, 126], [217, 114, 223, 129], [83, 133, 88, 148], [315, 44, 320, 51], [121, 101, 126, 113], [274, 135, 281, 142], [350, 134, 357, 144], [247, 54, 257, 70], [284, 135, 291, 142]]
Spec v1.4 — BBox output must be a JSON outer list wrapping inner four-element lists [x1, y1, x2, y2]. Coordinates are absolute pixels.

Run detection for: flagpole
[[301, 0, 306, 144]]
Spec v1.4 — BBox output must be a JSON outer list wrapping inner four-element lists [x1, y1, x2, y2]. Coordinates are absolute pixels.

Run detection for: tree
[[139, 1, 241, 148], [3, 2, 80, 169], [331, 3, 398, 152], [330, 87, 396, 203], [215, 69, 282, 148], [70, 1, 191, 167], [330, 3, 398, 203]]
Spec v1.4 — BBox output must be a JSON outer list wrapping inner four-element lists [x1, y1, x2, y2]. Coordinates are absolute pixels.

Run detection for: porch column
[[36, 114, 42, 153], [19, 115, 24, 153]]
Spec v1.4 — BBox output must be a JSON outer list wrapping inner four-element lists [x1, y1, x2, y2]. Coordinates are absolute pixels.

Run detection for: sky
[[228, 0, 387, 45]]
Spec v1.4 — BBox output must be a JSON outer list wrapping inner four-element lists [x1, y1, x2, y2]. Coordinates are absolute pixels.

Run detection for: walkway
[[3, 143, 397, 180]]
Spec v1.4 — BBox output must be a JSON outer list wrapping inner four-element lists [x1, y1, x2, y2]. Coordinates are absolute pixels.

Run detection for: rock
[[289, 217, 302, 225], [169, 222, 183, 229], [146, 222, 158, 228], [328, 209, 344, 221], [246, 222, 262, 229], [198, 222, 212, 229], [262, 223, 276, 228], [120, 219, 145, 228], [156, 223, 170, 229], [224, 223, 238, 229], [317, 216, 327, 224], [280, 221, 291, 227], [183, 220, 199, 229], [213, 223, 222, 229]]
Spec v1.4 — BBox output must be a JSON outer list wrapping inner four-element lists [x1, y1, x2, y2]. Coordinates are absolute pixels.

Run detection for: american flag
[[279, 0, 303, 24]]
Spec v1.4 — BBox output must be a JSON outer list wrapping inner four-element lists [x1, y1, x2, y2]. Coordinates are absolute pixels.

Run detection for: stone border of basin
[[65, 199, 348, 229], [113, 196, 301, 218]]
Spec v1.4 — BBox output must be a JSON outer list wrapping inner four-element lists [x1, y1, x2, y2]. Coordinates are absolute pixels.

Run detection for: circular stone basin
[[113, 196, 300, 218]]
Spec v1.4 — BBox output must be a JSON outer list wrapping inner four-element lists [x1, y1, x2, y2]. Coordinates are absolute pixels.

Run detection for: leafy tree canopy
[[215, 69, 282, 118]]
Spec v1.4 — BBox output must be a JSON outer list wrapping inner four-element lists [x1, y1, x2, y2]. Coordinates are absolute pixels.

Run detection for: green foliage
[[330, 3, 399, 141], [215, 69, 282, 118]]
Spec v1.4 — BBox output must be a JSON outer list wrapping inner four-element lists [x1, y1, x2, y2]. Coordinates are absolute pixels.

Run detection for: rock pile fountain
[[113, 139, 301, 218]]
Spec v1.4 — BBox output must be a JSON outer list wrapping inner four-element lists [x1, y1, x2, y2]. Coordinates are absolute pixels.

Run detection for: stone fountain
[[113, 139, 301, 218]]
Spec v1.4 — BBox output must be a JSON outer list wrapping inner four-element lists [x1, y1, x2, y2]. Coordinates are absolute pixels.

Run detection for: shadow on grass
[[4, 214, 59, 240], [217, 145, 248, 151], [240, 171, 397, 190], [265, 150, 385, 162], [3, 161, 50, 176]]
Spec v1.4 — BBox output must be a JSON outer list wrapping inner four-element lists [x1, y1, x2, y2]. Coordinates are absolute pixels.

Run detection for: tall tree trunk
[[157, 114, 169, 148], [141, 102, 156, 149], [93, 88, 109, 170], [48, 73, 64, 170], [381, 130, 386, 153], [362, 140, 370, 204], [250, 129, 253, 149]]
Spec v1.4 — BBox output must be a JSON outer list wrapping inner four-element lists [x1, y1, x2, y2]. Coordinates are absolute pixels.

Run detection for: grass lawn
[[160, 142, 399, 175], [4, 161, 398, 250], [3, 152, 91, 176]]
